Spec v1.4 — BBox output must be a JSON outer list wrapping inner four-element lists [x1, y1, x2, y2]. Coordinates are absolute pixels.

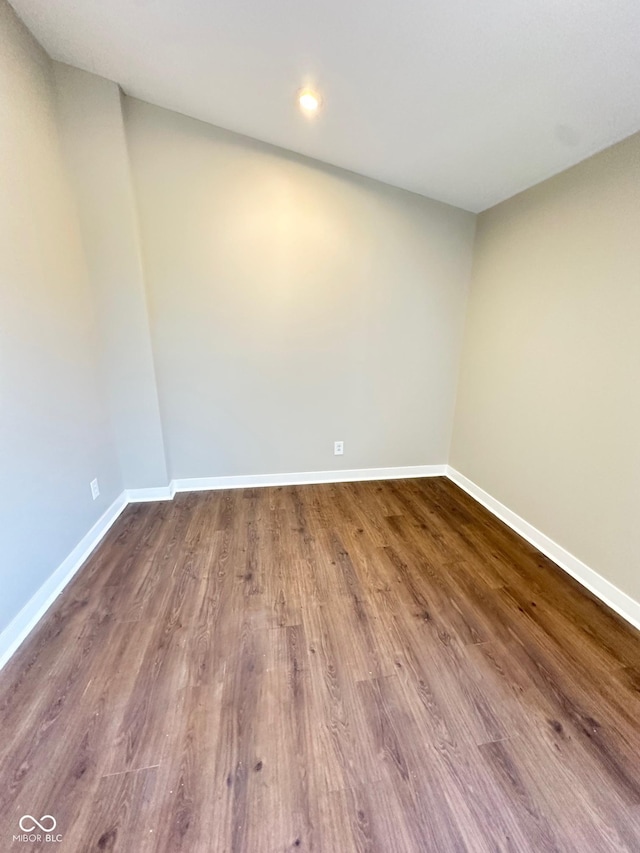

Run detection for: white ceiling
[[10, 0, 640, 211]]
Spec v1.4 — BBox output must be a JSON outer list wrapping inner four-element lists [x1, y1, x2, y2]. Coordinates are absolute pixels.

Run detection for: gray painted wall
[[53, 63, 169, 490], [0, 2, 122, 633], [9, 7, 638, 645], [124, 98, 477, 479], [451, 132, 640, 602]]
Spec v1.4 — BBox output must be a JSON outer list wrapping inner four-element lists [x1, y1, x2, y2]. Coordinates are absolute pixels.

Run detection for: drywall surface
[[53, 63, 169, 489], [124, 98, 476, 479], [451, 132, 640, 602], [0, 1, 122, 633]]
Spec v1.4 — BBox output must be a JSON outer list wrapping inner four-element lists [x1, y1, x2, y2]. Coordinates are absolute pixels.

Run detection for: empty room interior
[[1, 0, 640, 849]]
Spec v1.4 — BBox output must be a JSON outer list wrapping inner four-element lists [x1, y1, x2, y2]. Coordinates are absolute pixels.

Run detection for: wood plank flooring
[[1, 477, 639, 851]]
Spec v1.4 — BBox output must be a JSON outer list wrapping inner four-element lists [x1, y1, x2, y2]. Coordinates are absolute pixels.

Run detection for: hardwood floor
[[1, 477, 639, 851]]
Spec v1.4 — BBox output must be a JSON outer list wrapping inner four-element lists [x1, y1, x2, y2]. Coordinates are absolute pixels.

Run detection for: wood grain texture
[[1, 477, 639, 851]]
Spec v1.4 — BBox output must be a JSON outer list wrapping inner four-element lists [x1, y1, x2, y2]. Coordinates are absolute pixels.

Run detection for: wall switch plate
[[334, 440, 344, 456], [90, 478, 100, 500]]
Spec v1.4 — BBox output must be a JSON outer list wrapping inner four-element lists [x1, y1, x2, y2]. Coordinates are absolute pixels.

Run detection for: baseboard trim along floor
[[1, 464, 638, 670], [447, 466, 640, 633], [0, 492, 128, 670], [171, 464, 447, 493]]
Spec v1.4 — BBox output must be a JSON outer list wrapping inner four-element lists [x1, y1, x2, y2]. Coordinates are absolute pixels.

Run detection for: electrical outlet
[[90, 478, 100, 500], [334, 440, 344, 456]]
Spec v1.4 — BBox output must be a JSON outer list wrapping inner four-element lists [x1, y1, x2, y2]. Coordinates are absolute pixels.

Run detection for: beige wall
[[451, 132, 640, 602], [0, 2, 122, 632], [53, 63, 169, 489], [124, 98, 476, 479]]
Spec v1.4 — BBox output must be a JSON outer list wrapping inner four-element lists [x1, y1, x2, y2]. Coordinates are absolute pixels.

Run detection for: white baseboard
[[7, 461, 635, 675], [0, 465, 443, 668], [0, 492, 128, 671], [126, 484, 175, 502], [446, 466, 640, 633], [172, 465, 447, 493]]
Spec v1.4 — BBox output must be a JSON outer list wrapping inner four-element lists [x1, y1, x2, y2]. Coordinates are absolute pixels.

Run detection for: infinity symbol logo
[[19, 815, 57, 832]]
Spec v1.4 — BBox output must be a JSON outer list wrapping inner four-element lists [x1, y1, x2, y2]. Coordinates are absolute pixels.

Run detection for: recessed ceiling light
[[298, 89, 321, 113]]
